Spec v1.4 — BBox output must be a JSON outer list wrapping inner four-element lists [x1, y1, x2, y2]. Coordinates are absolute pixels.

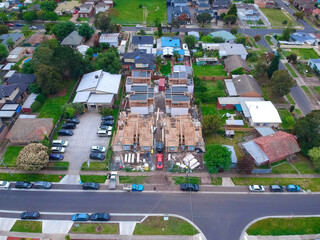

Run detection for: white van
[[97, 130, 112, 137]]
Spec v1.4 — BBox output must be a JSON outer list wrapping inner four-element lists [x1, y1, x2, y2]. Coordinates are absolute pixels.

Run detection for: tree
[[286, 53, 297, 64], [95, 48, 121, 74], [23, 11, 36, 22], [155, 55, 162, 72], [270, 69, 296, 97], [0, 44, 8, 59], [202, 115, 221, 134], [204, 144, 232, 173], [6, 38, 14, 50], [230, 27, 238, 35], [212, 36, 225, 43], [44, 11, 59, 21], [173, 51, 180, 62], [78, 23, 94, 39], [282, 20, 288, 25], [40, 1, 57, 11], [45, 23, 56, 34], [290, 105, 295, 113], [85, 48, 94, 59], [267, 54, 280, 78], [280, 23, 296, 41], [16, 143, 49, 171], [223, 14, 237, 26], [157, 23, 162, 37], [29, 83, 41, 93], [235, 35, 246, 45], [201, 35, 213, 43], [308, 147, 320, 172], [253, 35, 261, 42], [94, 12, 115, 33], [293, 11, 304, 21], [63, 105, 76, 118], [139, 29, 145, 35], [53, 21, 76, 40], [0, 25, 8, 35], [184, 35, 196, 49], [72, 102, 85, 114], [63, 103, 85, 116], [227, 4, 237, 15], [254, 60, 268, 78], [196, 12, 213, 27], [237, 155, 254, 174], [171, 19, 180, 29], [294, 110, 320, 154], [21, 25, 31, 37], [0, 13, 8, 24], [36, 10, 46, 20], [35, 64, 62, 94]]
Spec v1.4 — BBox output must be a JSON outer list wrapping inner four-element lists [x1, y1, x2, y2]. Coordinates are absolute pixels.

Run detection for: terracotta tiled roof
[[253, 131, 300, 162], [312, 8, 320, 15]]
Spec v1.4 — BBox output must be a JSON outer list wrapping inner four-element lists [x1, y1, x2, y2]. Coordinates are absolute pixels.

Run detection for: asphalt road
[[0, 191, 320, 240]]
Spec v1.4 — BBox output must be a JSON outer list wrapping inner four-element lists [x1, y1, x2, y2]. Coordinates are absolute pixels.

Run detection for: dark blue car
[[49, 154, 64, 161]]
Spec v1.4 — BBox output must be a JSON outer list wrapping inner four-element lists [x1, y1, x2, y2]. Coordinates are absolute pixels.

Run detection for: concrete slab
[[0, 237, 6, 240], [42, 220, 73, 234], [0, 217, 16, 231], [222, 177, 235, 187], [59, 175, 80, 184], [119, 221, 136, 235]]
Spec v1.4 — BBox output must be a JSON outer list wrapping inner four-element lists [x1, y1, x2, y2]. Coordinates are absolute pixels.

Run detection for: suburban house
[[173, 64, 193, 76], [0, 84, 29, 106], [99, 33, 120, 47], [22, 93, 38, 113], [165, 86, 191, 116], [0, 2, 9, 9], [161, 37, 181, 49], [290, 32, 317, 45], [0, 33, 25, 50], [78, 3, 94, 18], [95, 2, 112, 14], [54, 1, 79, 15], [201, 43, 248, 59], [312, 8, 320, 17], [212, 0, 230, 18], [173, 6, 191, 24], [171, 0, 188, 7], [196, 2, 212, 15], [224, 55, 250, 74], [224, 75, 263, 97], [73, 70, 121, 109], [308, 58, 320, 73], [61, 31, 84, 47], [7, 73, 36, 86], [217, 96, 263, 110], [209, 30, 236, 43], [125, 71, 152, 92], [24, 33, 55, 47], [195, 57, 218, 65], [6, 47, 28, 63], [292, 0, 316, 14], [237, 3, 260, 21], [254, 0, 274, 8], [122, 49, 154, 73], [131, 36, 154, 50], [188, 31, 200, 41], [129, 85, 154, 114], [6, 118, 53, 144], [242, 131, 301, 166]]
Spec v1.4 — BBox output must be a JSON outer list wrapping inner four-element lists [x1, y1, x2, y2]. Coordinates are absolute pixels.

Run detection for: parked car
[[82, 182, 99, 190], [286, 184, 301, 192], [49, 154, 64, 161], [20, 211, 40, 219], [58, 129, 73, 136], [91, 146, 106, 153], [180, 183, 199, 192], [269, 185, 284, 192], [249, 185, 265, 192], [89, 153, 105, 161], [66, 118, 80, 124], [156, 153, 163, 169], [34, 181, 52, 189], [136, 24, 142, 28], [15, 181, 32, 189], [15, 23, 23, 26], [90, 213, 110, 221], [62, 123, 76, 129], [73, 9, 79, 14], [101, 121, 113, 126], [0, 181, 10, 189], [29, 26, 37, 30], [101, 115, 114, 121], [132, 184, 144, 192], [72, 213, 90, 221], [156, 142, 164, 153], [51, 147, 65, 153], [98, 125, 112, 131], [97, 130, 112, 137], [52, 139, 69, 147], [6, 23, 13, 27]]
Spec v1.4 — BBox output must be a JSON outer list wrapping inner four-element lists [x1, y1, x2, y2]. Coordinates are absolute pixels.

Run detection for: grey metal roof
[[132, 36, 154, 45], [0, 110, 15, 118], [243, 140, 269, 166], [7, 73, 36, 85], [61, 31, 83, 46], [169, 72, 187, 79], [0, 33, 23, 46], [225, 79, 237, 96], [1, 104, 19, 111], [171, 86, 188, 93], [132, 71, 151, 78], [130, 94, 147, 101], [255, 127, 276, 137], [225, 120, 244, 126], [172, 95, 189, 102], [232, 75, 263, 96], [222, 145, 237, 164], [132, 85, 148, 92]]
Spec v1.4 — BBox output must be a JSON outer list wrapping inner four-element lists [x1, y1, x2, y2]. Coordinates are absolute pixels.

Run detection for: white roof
[[99, 33, 119, 43], [9, 47, 26, 55], [87, 94, 113, 104], [245, 101, 282, 124], [19, 114, 36, 118], [163, 47, 173, 56], [255, 127, 275, 136], [22, 93, 38, 109], [96, 72, 121, 94], [188, 31, 200, 38], [77, 45, 90, 55], [0, 111, 15, 118], [73, 91, 90, 103], [225, 120, 244, 126], [77, 70, 103, 92], [224, 79, 237, 96], [2, 63, 15, 70], [1, 104, 19, 111], [4, 70, 16, 78], [219, 43, 247, 56]]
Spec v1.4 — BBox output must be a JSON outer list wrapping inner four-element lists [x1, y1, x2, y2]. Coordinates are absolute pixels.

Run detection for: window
[[169, 147, 175, 151], [144, 147, 149, 150], [255, 123, 260, 126], [189, 146, 194, 151], [124, 146, 130, 150], [221, 104, 226, 107], [263, 123, 268, 126]]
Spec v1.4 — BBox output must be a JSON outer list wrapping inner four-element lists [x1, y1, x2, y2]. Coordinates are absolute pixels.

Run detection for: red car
[[6, 23, 13, 27], [73, 10, 79, 14], [156, 153, 163, 169]]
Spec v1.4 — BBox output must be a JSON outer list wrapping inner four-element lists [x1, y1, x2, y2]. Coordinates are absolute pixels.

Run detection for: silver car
[[34, 181, 52, 189], [249, 185, 265, 192]]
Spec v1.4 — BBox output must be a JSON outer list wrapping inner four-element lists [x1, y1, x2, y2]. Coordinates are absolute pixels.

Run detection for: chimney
[[95, 75, 99, 79]]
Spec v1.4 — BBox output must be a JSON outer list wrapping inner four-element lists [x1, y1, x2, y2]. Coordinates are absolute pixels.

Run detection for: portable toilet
[[159, 78, 165, 92]]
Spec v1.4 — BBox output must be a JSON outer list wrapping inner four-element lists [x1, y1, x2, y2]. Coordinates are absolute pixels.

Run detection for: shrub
[[193, 51, 203, 58], [35, 93, 46, 104], [139, 4, 142, 8], [29, 83, 41, 94], [282, 20, 288, 25], [31, 101, 42, 112], [99, 107, 113, 116]]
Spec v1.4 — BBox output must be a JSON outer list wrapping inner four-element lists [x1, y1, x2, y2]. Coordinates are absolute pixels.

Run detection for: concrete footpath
[[245, 233, 320, 240]]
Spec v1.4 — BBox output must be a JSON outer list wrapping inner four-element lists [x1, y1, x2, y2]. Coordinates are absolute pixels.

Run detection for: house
[[290, 32, 317, 44], [172, 0, 188, 7], [99, 33, 120, 47], [165, 86, 191, 116], [7, 73, 36, 85], [219, 43, 248, 59], [73, 70, 121, 109], [24, 33, 55, 47], [242, 131, 301, 166], [173, 6, 191, 24], [224, 55, 250, 74], [122, 49, 155, 73], [209, 30, 236, 43], [196, 57, 218, 65], [188, 31, 200, 41], [77, 44, 90, 56], [308, 58, 320, 73], [131, 36, 154, 50], [0, 2, 9, 9], [173, 65, 193, 76], [129, 85, 154, 114], [78, 3, 94, 18], [95, 2, 112, 14], [293, 0, 316, 14], [6, 118, 53, 144], [0, 84, 29, 106], [255, 126, 275, 137], [254, 0, 274, 8], [21, 93, 38, 113], [86, 0, 99, 4], [161, 37, 181, 48], [168, 72, 194, 93], [224, 75, 263, 97], [312, 8, 320, 17], [217, 96, 264, 111], [0, 33, 25, 49], [54, 1, 79, 15], [212, 0, 230, 15], [237, 3, 260, 21], [126, 71, 152, 92], [61, 31, 84, 47], [6, 47, 28, 63]]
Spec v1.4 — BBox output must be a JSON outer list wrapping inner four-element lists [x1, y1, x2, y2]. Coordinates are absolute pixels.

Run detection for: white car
[[91, 146, 106, 153], [249, 185, 265, 192], [97, 126, 112, 131], [52, 140, 69, 147], [29, 26, 37, 30], [51, 147, 65, 153], [0, 181, 10, 189], [136, 24, 142, 28]]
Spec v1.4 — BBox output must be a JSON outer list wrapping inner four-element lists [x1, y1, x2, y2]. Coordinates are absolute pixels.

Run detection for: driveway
[[60, 110, 110, 174]]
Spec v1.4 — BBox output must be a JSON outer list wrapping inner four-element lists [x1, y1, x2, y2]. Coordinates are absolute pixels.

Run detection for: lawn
[[261, 85, 286, 104], [70, 223, 119, 234], [192, 64, 227, 77], [271, 162, 297, 174], [81, 161, 108, 171], [46, 161, 69, 170], [201, 103, 218, 116], [171, 176, 201, 185], [3, 146, 24, 167], [278, 109, 295, 129], [232, 178, 320, 191], [314, 86, 320, 95], [284, 63, 298, 77], [288, 48, 319, 60], [80, 175, 108, 183], [38, 79, 77, 124], [219, 109, 235, 124], [265, 35, 273, 46], [10, 221, 42, 233], [78, 17, 90, 22], [160, 60, 171, 76], [301, 86, 312, 97], [110, 0, 167, 24], [260, 8, 293, 26], [206, 80, 225, 93], [286, 94, 295, 105], [211, 177, 222, 185], [119, 176, 149, 184], [293, 154, 316, 174], [133, 216, 199, 235], [58, 15, 72, 21], [0, 173, 64, 182], [246, 217, 320, 235]]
